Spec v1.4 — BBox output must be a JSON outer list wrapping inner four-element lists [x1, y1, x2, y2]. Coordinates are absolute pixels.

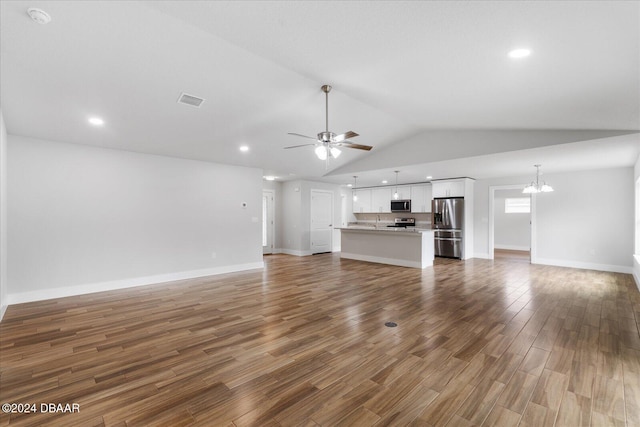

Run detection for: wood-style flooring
[[1, 254, 639, 426], [494, 249, 530, 263]]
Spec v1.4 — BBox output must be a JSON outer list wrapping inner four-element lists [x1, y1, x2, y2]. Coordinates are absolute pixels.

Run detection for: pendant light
[[352, 176, 358, 201], [393, 171, 400, 200], [523, 164, 554, 194]]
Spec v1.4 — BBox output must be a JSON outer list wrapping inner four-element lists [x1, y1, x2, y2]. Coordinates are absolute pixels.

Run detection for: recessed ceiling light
[[347, 184, 353, 187], [508, 48, 531, 59], [382, 180, 388, 184], [88, 117, 104, 126], [426, 176, 433, 180], [264, 176, 276, 181], [239, 145, 249, 152], [27, 8, 51, 24]]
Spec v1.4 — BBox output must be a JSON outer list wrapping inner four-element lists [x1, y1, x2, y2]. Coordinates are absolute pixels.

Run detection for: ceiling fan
[[285, 85, 373, 162]]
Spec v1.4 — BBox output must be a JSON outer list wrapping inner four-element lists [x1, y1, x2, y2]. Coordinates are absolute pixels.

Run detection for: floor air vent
[[177, 92, 205, 108]]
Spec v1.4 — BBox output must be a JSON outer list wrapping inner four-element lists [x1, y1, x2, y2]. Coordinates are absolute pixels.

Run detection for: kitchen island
[[339, 227, 435, 269]]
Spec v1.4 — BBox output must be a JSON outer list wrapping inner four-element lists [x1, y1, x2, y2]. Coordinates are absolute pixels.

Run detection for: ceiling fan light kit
[[285, 84, 373, 165]]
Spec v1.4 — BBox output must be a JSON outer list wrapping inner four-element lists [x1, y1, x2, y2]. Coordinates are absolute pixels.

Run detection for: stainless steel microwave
[[390, 199, 411, 212]]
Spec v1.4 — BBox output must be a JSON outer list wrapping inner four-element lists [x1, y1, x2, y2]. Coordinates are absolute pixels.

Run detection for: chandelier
[[523, 164, 554, 194]]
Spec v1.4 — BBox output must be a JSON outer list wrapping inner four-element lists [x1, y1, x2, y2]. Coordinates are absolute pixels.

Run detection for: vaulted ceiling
[[1, 1, 638, 187]]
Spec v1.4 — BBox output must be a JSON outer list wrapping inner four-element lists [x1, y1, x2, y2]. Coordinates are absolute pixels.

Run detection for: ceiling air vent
[[177, 92, 205, 108]]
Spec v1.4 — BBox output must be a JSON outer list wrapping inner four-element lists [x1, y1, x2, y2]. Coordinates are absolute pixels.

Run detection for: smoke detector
[[177, 92, 205, 108], [27, 8, 51, 24]]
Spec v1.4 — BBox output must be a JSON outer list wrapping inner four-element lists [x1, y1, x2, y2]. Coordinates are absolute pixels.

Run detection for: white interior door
[[310, 190, 333, 254], [262, 190, 274, 254]]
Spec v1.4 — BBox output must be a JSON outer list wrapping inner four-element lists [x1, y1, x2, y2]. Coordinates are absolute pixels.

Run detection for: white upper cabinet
[[352, 182, 439, 213], [371, 187, 392, 213], [410, 184, 432, 212], [391, 185, 411, 200], [432, 179, 466, 198], [352, 189, 372, 213]]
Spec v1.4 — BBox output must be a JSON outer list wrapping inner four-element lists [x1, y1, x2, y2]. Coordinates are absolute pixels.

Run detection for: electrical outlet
[[211, 252, 217, 259]]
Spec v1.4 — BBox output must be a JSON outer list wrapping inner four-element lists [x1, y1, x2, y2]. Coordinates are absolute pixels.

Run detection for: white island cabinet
[[340, 227, 435, 269]]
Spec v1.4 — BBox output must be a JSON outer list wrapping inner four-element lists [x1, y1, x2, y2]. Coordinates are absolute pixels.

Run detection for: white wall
[[535, 168, 633, 270], [280, 180, 343, 255], [281, 181, 303, 254], [7, 136, 264, 304], [475, 167, 634, 273], [494, 189, 530, 251], [0, 111, 7, 321]]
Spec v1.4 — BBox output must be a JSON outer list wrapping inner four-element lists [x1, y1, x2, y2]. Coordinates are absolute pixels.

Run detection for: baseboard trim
[[474, 253, 491, 259], [280, 249, 313, 257], [494, 245, 530, 251], [0, 304, 6, 323], [633, 256, 640, 292], [6, 262, 264, 306], [535, 258, 633, 275], [340, 252, 430, 269]]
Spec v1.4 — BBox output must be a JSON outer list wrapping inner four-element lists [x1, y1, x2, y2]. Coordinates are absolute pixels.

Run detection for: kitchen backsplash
[[352, 213, 431, 228]]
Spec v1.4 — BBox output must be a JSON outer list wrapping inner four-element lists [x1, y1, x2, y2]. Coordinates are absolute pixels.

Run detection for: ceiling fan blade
[[284, 143, 317, 149], [336, 141, 373, 151], [287, 132, 318, 140], [333, 131, 359, 142]]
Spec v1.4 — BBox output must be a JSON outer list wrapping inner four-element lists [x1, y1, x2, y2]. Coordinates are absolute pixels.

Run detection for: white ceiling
[[1, 1, 639, 188]]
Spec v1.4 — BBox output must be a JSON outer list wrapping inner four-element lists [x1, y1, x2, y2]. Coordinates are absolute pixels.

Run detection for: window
[[505, 197, 530, 213]]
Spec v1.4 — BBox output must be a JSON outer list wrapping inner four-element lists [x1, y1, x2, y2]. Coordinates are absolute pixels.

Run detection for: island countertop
[[339, 227, 434, 268], [338, 226, 434, 233]]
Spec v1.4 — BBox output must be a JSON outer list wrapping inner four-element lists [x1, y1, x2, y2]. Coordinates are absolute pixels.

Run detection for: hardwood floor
[[494, 249, 530, 263], [1, 254, 639, 426]]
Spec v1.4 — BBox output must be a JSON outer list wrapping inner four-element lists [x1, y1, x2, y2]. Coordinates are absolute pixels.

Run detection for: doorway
[[310, 189, 334, 254], [489, 185, 536, 262], [262, 190, 275, 254]]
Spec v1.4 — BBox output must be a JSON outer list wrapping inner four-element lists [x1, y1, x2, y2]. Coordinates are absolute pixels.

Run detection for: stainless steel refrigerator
[[432, 197, 464, 259]]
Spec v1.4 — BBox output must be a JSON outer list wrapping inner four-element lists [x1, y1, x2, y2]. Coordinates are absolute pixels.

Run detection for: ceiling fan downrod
[[321, 84, 331, 133]]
